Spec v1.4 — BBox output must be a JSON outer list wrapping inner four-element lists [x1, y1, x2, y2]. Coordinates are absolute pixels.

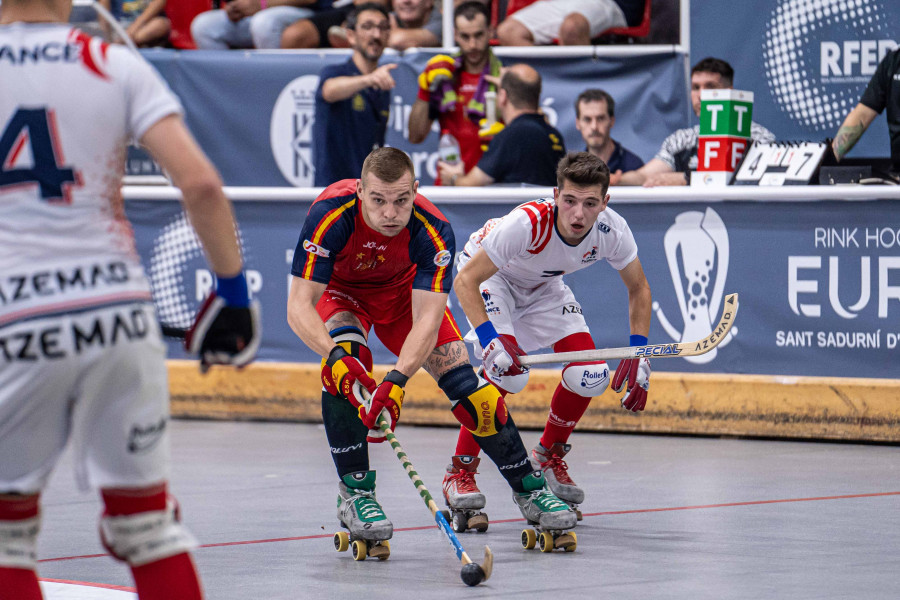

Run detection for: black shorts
[[310, 5, 353, 48]]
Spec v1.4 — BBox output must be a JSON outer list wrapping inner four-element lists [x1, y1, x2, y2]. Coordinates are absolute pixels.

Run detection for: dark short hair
[[575, 89, 615, 119], [361, 147, 415, 184], [346, 2, 390, 29], [501, 68, 541, 110], [691, 57, 734, 86], [454, 1, 490, 26], [556, 152, 610, 192]]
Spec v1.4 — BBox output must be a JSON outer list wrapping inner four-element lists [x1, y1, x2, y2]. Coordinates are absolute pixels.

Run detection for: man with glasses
[[313, 3, 396, 186]]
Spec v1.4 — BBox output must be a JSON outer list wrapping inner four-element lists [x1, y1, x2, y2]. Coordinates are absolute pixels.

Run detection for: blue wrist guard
[[630, 334, 648, 347], [216, 272, 250, 307], [475, 320, 499, 348]]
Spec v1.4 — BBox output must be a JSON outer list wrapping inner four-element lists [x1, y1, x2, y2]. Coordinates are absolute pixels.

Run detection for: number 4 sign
[[733, 141, 827, 186]]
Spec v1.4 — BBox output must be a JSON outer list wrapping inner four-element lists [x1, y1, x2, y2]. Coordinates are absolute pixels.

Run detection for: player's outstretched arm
[[407, 99, 434, 144], [453, 249, 500, 329], [141, 114, 242, 277], [286, 276, 336, 358], [832, 103, 878, 162]]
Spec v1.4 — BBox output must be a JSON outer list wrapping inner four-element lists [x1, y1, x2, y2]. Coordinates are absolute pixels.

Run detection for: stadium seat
[[599, 0, 652, 39]]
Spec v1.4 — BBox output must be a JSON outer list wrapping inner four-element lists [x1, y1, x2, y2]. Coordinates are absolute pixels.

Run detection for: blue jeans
[[191, 6, 315, 49]]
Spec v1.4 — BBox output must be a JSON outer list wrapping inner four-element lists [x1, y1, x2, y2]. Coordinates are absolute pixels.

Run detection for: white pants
[[510, 0, 627, 45], [190, 6, 315, 49], [464, 273, 591, 353], [0, 302, 170, 493]]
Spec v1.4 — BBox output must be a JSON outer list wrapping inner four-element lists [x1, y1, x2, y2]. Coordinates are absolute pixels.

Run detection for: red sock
[[455, 426, 482, 456], [101, 484, 203, 600], [0, 494, 42, 600], [540, 332, 597, 447]]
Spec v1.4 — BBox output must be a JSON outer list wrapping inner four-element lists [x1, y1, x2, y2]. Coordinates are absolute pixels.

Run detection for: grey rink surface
[[36, 420, 900, 600]]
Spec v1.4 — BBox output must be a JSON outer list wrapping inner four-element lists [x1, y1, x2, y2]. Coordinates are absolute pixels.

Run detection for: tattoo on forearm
[[833, 123, 865, 160]]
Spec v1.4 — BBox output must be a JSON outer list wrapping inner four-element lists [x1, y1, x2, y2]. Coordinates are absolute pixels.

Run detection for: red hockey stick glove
[[361, 370, 407, 443], [184, 292, 261, 374], [322, 346, 376, 407], [611, 356, 651, 412]]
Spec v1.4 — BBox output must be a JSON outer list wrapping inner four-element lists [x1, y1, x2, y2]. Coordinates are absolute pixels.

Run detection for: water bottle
[[438, 133, 461, 165]]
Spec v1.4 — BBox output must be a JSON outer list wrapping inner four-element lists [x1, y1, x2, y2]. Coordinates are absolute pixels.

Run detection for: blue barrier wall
[[130, 194, 900, 379]]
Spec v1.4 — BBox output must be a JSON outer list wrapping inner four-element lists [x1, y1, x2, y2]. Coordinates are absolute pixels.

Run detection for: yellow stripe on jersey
[[302, 198, 356, 280], [413, 210, 448, 293]]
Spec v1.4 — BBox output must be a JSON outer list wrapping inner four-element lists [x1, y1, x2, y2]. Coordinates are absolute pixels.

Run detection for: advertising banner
[[138, 49, 690, 186], [129, 197, 900, 379], [691, 0, 900, 161]]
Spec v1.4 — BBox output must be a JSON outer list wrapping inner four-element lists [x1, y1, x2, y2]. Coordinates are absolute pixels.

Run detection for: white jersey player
[[447, 152, 652, 514], [0, 2, 260, 599]]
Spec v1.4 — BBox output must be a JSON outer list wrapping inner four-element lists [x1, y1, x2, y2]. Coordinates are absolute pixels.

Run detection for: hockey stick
[[358, 388, 493, 586], [519, 292, 739, 366]]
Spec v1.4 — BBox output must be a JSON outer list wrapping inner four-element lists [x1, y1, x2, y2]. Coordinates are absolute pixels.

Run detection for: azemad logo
[[762, 0, 897, 131], [653, 207, 735, 364], [270, 75, 319, 186]]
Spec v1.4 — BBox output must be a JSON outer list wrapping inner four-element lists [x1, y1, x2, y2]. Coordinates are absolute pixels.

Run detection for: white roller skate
[[333, 471, 392, 561], [441, 455, 489, 533], [531, 442, 584, 520], [514, 471, 578, 553]]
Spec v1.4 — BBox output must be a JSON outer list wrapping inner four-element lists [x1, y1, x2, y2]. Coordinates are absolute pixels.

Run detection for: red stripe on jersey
[[519, 200, 553, 254], [68, 29, 109, 80], [301, 197, 355, 280]]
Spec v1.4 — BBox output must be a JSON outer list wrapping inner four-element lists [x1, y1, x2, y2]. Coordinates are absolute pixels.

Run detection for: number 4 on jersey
[[1, 108, 79, 202]]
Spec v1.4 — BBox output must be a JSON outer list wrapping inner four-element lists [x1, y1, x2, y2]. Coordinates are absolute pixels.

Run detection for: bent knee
[[558, 12, 591, 45], [561, 361, 609, 397]]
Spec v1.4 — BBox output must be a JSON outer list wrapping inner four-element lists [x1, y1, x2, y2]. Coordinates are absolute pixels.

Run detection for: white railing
[[122, 184, 900, 204]]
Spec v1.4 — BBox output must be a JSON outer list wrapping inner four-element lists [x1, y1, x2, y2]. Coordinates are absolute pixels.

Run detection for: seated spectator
[[497, 0, 644, 46], [615, 57, 775, 186], [96, 0, 170, 46], [192, 0, 330, 50], [575, 88, 643, 173], [289, 0, 441, 50], [438, 63, 566, 186]]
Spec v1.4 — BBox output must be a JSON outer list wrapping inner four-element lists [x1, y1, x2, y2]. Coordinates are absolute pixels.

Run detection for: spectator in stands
[[497, 0, 644, 46], [282, 0, 441, 50], [191, 0, 328, 50], [832, 47, 900, 176], [575, 88, 643, 173], [98, 0, 170, 47], [438, 63, 566, 186], [313, 3, 394, 186], [408, 1, 501, 184], [614, 57, 775, 186]]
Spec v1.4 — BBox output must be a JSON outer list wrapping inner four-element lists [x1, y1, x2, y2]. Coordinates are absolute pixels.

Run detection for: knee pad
[[0, 496, 40, 569], [100, 496, 197, 567], [439, 366, 509, 437], [561, 361, 610, 398]]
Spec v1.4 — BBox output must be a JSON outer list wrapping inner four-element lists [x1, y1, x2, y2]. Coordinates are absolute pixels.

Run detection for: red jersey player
[[287, 148, 576, 556]]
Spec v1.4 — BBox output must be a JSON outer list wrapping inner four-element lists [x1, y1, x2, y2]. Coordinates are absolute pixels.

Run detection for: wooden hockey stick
[[519, 292, 739, 366]]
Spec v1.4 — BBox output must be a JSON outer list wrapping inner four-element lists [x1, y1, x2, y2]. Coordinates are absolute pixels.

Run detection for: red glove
[[611, 357, 651, 412], [481, 334, 528, 379], [361, 370, 407, 443], [322, 346, 376, 407]]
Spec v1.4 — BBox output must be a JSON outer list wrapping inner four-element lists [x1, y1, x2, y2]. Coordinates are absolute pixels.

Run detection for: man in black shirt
[[833, 48, 900, 175], [438, 64, 566, 187]]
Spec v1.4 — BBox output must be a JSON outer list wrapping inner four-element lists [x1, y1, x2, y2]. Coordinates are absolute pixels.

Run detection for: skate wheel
[[333, 531, 350, 552], [452, 511, 467, 533], [521, 528, 537, 550], [369, 540, 390, 561], [351, 539, 368, 561], [538, 531, 554, 553], [440, 509, 451, 523], [469, 513, 489, 533], [575, 509, 583, 522], [556, 532, 577, 552]]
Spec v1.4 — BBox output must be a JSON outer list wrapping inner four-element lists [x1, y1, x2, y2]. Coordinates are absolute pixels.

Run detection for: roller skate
[[514, 471, 578, 553], [332, 471, 392, 561], [440, 455, 489, 533], [531, 442, 584, 521]]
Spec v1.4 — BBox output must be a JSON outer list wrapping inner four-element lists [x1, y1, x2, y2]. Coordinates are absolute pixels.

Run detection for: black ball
[[460, 563, 485, 587]]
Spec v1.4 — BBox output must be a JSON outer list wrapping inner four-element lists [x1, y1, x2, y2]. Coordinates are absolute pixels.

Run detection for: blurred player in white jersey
[[447, 152, 651, 516], [0, 1, 261, 598]]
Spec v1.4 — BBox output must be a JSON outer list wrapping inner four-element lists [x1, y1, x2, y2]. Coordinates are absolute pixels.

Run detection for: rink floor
[[35, 420, 900, 599]]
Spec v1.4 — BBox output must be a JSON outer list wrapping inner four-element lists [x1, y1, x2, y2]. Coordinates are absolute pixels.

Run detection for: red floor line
[[38, 577, 135, 592], [38, 490, 900, 563]]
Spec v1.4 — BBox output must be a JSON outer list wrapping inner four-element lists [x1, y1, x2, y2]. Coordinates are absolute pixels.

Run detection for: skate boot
[[333, 471, 392, 561], [531, 442, 584, 520], [441, 456, 489, 533], [514, 471, 578, 553]]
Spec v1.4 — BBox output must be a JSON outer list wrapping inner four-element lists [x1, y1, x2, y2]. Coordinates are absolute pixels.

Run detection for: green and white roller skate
[[333, 470, 392, 561], [514, 471, 578, 553]]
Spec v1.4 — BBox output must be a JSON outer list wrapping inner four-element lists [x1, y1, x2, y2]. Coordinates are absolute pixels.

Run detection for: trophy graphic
[[653, 207, 736, 363]]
